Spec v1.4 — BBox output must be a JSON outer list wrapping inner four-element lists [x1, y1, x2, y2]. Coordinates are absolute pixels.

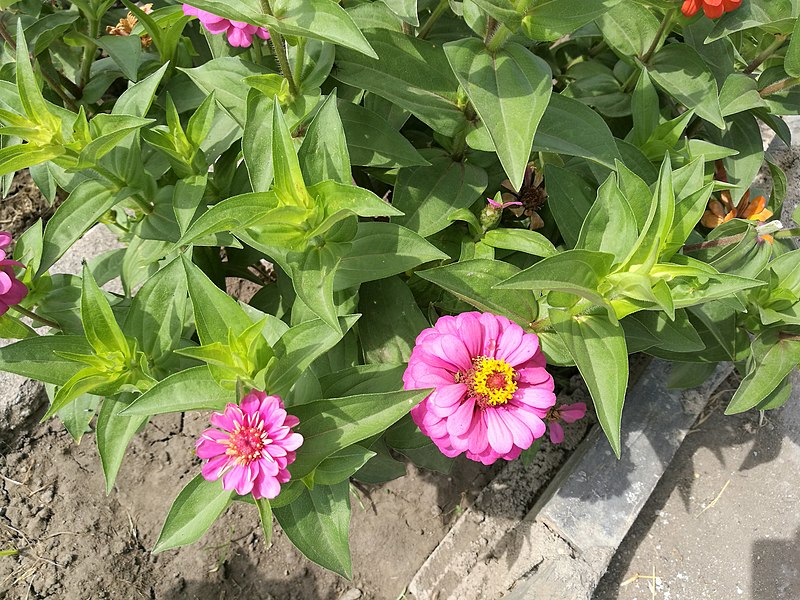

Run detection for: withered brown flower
[[106, 3, 153, 48], [499, 162, 547, 230]]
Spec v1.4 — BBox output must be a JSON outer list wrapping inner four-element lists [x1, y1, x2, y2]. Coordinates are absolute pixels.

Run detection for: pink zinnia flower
[[545, 402, 587, 445], [196, 391, 302, 499], [182, 4, 270, 48], [403, 311, 556, 465], [0, 232, 28, 316]]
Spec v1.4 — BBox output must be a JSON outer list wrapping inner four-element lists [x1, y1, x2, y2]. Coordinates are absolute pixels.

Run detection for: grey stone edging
[[408, 360, 733, 600]]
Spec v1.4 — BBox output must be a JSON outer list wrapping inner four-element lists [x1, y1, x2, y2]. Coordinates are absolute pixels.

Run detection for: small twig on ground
[[697, 479, 731, 516]]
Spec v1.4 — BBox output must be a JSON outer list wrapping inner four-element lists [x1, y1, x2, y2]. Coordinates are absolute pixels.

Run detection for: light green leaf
[[153, 475, 234, 553], [121, 366, 232, 416], [81, 263, 128, 356], [444, 39, 551, 191], [273, 481, 352, 578], [553, 310, 628, 457], [97, 394, 149, 493], [419, 259, 538, 326]]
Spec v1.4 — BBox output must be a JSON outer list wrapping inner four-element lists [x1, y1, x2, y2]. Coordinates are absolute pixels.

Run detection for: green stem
[[417, 0, 449, 39], [293, 37, 305, 91], [486, 23, 512, 53], [91, 165, 153, 214], [775, 228, 800, 239], [745, 35, 786, 75], [79, 16, 99, 90], [12, 305, 60, 329], [682, 232, 746, 254], [252, 38, 263, 64], [641, 8, 675, 63], [760, 76, 800, 97], [260, 0, 298, 97]]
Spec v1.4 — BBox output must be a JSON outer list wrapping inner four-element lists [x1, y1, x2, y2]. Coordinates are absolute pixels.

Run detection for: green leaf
[[174, 192, 280, 247], [298, 91, 351, 186], [38, 183, 129, 277], [334, 222, 448, 290], [153, 475, 234, 553], [290, 389, 429, 479], [96, 35, 141, 82], [419, 259, 538, 326], [314, 446, 376, 485], [358, 277, 428, 364], [544, 164, 594, 248], [273, 481, 352, 578], [52, 388, 99, 444], [522, 0, 622, 42], [97, 394, 148, 493], [630, 69, 659, 146], [267, 315, 360, 397], [707, 0, 795, 41], [319, 363, 405, 398], [577, 173, 637, 263], [272, 103, 311, 208], [626, 310, 705, 353], [337, 101, 428, 168], [533, 94, 621, 168], [722, 112, 764, 202], [0, 335, 92, 384], [181, 58, 267, 126], [719, 73, 767, 116], [121, 366, 233, 416], [393, 153, 487, 237], [81, 263, 128, 356], [309, 180, 403, 218], [787, 19, 800, 77], [381, 0, 418, 25], [333, 30, 465, 136], [444, 39, 551, 191], [289, 245, 342, 333], [113, 63, 169, 117], [595, 1, 658, 58], [482, 228, 557, 258], [552, 310, 628, 457], [182, 255, 253, 344], [647, 43, 725, 130], [726, 331, 800, 414], [15, 21, 58, 132], [496, 249, 616, 315]]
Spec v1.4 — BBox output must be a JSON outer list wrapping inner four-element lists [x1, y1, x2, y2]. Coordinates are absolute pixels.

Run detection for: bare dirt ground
[[0, 408, 499, 600]]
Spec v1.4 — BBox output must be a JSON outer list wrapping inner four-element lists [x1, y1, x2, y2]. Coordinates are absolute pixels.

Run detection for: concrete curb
[[408, 360, 732, 600]]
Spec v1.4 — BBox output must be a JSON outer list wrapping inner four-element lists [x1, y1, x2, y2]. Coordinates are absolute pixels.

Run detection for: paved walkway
[[594, 373, 800, 600]]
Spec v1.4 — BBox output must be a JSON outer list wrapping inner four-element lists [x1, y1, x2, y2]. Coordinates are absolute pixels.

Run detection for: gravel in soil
[[0, 171, 57, 237]]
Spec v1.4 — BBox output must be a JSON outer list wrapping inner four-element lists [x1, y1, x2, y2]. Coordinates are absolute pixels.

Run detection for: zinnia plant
[[1, 0, 799, 581]]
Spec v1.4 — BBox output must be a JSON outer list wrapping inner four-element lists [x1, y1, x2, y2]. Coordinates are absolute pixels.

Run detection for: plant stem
[[486, 23, 512, 53], [417, 0, 449, 39], [775, 227, 800, 239], [11, 305, 60, 329], [682, 232, 746, 253], [260, 0, 298, 97], [293, 37, 305, 90], [79, 16, 99, 90], [252, 39, 263, 64], [760, 76, 800, 97], [745, 34, 786, 74], [641, 8, 675, 63]]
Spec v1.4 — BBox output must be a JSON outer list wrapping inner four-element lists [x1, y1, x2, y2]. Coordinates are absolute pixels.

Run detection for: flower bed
[[0, 0, 799, 591]]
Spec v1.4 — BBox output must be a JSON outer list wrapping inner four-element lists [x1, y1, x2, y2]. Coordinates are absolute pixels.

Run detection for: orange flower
[[701, 190, 774, 243], [681, 0, 741, 19]]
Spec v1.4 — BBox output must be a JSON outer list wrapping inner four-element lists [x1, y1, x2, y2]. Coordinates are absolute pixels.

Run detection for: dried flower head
[[106, 3, 153, 48], [500, 162, 547, 230]]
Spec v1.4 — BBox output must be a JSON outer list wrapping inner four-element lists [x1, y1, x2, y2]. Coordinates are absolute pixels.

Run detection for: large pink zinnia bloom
[[183, 4, 270, 48], [403, 311, 556, 465], [196, 391, 302, 499], [0, 232, 27, 317]]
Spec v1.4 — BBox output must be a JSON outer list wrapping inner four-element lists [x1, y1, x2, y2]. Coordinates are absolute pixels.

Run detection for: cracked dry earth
[[0, 410, 497, 600]]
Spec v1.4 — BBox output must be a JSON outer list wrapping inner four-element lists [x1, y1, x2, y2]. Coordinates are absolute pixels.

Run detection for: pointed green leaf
[[97, 394, 149, 493]]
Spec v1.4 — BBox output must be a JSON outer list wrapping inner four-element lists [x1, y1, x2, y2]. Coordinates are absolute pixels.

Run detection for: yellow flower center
[[469, 357, 517, 407]]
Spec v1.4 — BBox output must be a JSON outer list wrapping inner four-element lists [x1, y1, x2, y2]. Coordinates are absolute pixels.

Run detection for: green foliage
[[3, 0, 800, 578]]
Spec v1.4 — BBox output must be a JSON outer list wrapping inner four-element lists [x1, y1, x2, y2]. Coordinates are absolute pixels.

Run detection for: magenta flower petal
[[197, 391, 302, 500], [549, 421, 565, 444], [559, 402, 587, 423], [0, 232, 11, 250]]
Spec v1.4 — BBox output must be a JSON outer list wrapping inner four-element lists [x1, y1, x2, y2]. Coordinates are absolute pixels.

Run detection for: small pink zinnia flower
[[0, 232, 28, 316], [183, 4, 270, 48], [403, 311, 556, 465], [545, 402, 587, 445], [196, 391, 303, 499]]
